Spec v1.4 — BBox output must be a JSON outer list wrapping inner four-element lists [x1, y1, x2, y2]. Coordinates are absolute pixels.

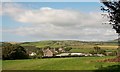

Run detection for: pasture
[[2, 56, 119, 70]]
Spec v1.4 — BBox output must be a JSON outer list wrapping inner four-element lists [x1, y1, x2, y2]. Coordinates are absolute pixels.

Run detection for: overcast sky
[[1, 2, 118, 42]]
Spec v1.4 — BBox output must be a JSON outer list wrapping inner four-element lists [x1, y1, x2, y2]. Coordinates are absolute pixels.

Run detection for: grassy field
[[0, 60, 2, 71], [2, 56, 119, 70]]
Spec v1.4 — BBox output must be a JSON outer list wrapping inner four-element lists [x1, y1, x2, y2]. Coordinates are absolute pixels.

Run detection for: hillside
[[20, 40, 118, 47], [1, 40, 118, 54], [112, 38, 119, 42], [20, 40, 85, 48]]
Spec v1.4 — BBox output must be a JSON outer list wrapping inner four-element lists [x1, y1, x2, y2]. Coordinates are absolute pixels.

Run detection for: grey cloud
[[2, 3, 118, 41]]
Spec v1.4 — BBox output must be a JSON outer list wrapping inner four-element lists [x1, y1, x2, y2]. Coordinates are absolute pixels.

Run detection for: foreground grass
[[2, 56, 119, 70], [0, 60, 2, 71]]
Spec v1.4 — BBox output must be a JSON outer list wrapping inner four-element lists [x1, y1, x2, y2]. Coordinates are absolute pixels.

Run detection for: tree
[[64, 47, 72, 52], [89, 46, 106, 55], [94, 46, 101, 52], [36, 48, 44, 59], [101, 0, 120, 56], [2, 43, 28, 60]]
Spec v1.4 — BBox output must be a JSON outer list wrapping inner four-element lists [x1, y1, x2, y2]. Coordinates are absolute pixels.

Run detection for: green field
[[70, 48, 93, 53], [2, 56, 119, 70], [0, 60, 2, 71]]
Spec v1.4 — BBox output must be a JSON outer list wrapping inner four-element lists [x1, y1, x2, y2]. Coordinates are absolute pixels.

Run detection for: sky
[[2, 0, 100, 2], [1, 2, 118, 42]]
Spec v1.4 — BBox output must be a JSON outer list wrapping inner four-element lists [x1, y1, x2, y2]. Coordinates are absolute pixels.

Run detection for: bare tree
[[101, 0, 120, 56]]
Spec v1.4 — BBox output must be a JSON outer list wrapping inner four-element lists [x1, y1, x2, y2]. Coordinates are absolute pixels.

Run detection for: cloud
[[2, 3, 26, 16], [2, 3, 118, 41], [2, 0, 13, 2], [14, 8, 105, 28], [15, 7, 83, 27], [0, 3, 2, 15], [2, 4, 102, 27]]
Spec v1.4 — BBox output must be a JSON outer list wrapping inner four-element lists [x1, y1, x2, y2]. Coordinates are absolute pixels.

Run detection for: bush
[[64, 47, 72, 52], [89, 46, 106, 55], [2, 43, 29, 60]]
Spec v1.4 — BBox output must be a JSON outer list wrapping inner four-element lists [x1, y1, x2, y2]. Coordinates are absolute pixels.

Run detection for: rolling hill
[[1, 40, 119, 54], [111, 38, 119, 42], [20, 40, 118, 47]]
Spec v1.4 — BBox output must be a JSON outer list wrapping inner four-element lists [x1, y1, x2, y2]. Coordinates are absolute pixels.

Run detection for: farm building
[[42, 48, 58, 57], [71, 53, 84, 56], [58, 48, 65, 52], [56, 53, 70, 56], [29, 52, 37, 56]]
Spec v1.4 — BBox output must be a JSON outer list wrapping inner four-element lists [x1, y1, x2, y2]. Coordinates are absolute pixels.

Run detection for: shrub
[[2, 43, 29, 60]]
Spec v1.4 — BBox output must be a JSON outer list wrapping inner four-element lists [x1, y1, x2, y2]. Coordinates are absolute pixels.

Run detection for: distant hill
[[20, 40, 85, 48], [109, 38, 119, 42], [1, 39, 118, 49], [19, 40, 118, 48], [1, 40, 118, 53]]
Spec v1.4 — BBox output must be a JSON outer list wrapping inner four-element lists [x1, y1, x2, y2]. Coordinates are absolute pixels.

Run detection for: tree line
[[2, 42, 29, 60]]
